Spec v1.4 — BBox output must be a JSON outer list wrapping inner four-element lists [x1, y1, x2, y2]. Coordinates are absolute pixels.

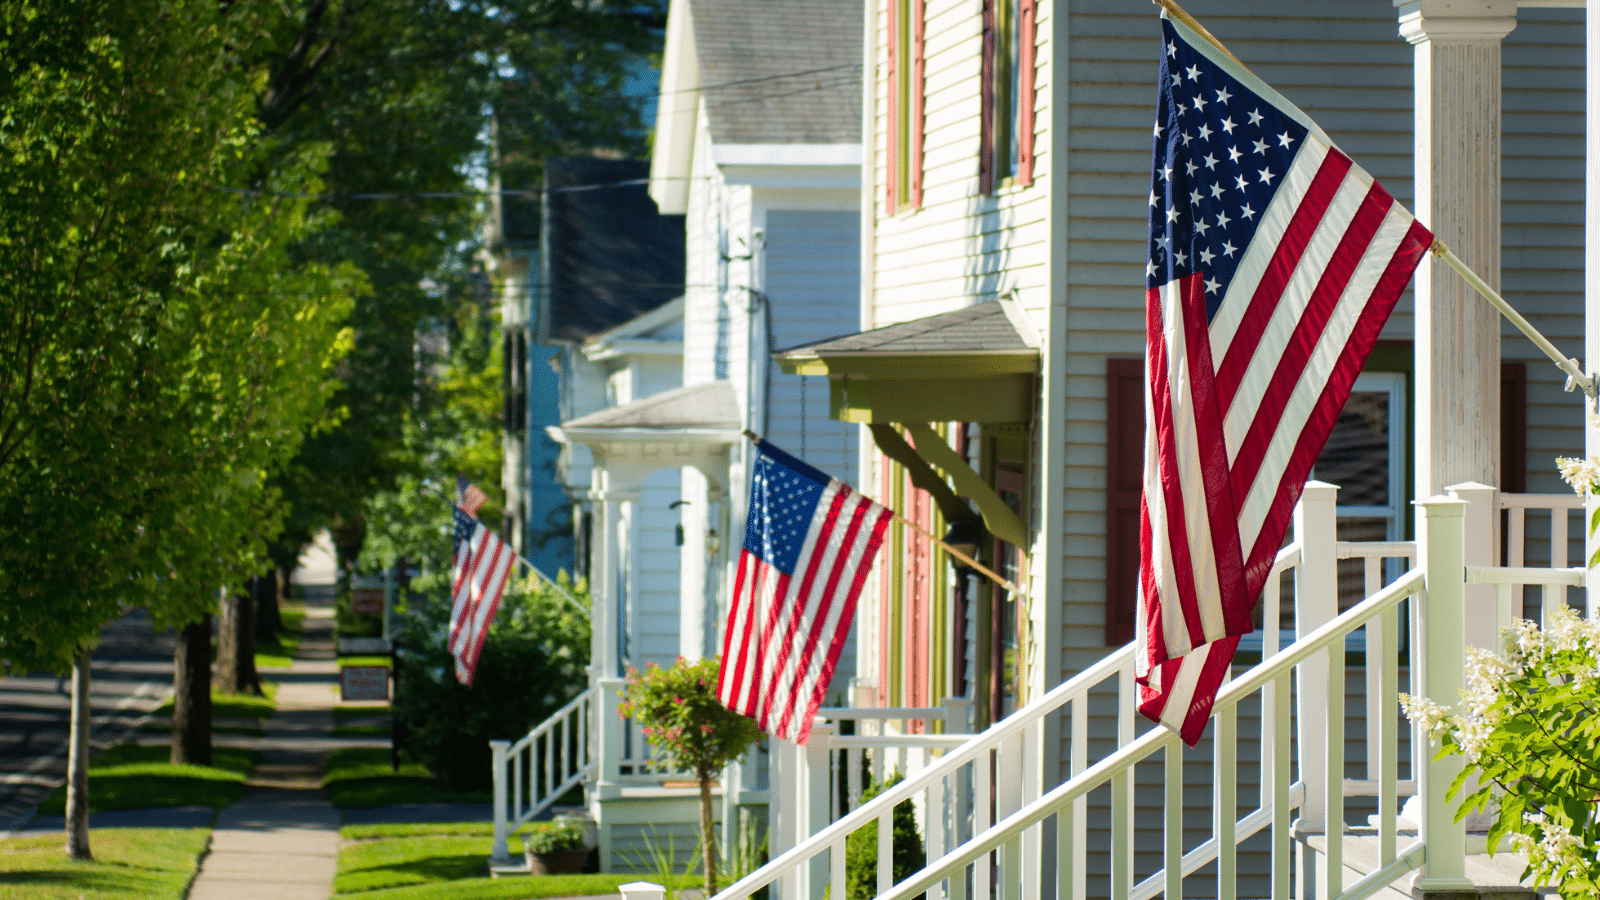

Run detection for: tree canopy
[[0, 0, 359, 672]]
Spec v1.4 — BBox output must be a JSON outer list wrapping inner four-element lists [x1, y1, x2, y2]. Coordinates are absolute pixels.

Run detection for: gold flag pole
[[741, 430, 1025, 595], [1152, 0, 1252, 73]]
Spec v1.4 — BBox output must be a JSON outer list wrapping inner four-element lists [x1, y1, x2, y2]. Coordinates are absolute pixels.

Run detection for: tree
[[241, 0, 665, 577], [0, 0, 358, 856], [619, 658, 765, 895]]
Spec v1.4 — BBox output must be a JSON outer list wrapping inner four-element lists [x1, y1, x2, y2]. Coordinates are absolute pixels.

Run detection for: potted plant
[[523, 821, 590, 876]]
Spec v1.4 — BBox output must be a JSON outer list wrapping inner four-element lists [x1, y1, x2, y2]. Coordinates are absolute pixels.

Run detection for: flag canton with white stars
[[452, 506, 478, 556], [743, 442, 830, 575], [1148, 18, 1308, 320]]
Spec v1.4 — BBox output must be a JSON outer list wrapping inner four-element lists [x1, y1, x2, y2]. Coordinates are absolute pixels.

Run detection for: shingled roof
[[691, 0, 862, 145], [540, 157, 685, 343], [559, 381, 741, 433], [775, 301, 1040, 360]]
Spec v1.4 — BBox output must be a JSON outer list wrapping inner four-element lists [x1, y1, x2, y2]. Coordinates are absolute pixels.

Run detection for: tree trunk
[[171, 615, 212, 766], [254, 570, 281, 643], [699, 768, 718, 895], [216, 588, 260, 695], [65, 645, 92, 860]]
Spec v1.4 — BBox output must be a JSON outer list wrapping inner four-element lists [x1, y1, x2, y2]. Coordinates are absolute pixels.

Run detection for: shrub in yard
[[845, 772, 926, 900], [392, 570, 589, 791], [619, 656, 763, 895]]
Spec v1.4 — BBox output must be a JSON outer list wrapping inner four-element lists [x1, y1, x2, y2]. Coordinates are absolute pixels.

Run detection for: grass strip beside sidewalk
[[0, 827, 210, 900], [322, 748, 489, 809], [334, 823, 689, 900], [35, 745, 257, 815], [256, 602, 308, 668]]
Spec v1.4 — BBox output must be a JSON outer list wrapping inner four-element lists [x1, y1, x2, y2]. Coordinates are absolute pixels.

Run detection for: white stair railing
[[490, 686, 595, 866], [717, 488, 1556, 900]]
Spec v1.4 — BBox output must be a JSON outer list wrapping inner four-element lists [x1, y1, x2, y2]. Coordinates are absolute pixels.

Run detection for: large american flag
[[718, 440, 893, 744], [1139, 15, 1432, 745], [449, 505, 515, 684]]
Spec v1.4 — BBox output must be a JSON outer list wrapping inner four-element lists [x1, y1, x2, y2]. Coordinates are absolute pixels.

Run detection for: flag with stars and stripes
[[449, 504, 514, 684], [718, 440, 893, 745], [1138, 14, 1432, 745], [456, 475, 489, 519]]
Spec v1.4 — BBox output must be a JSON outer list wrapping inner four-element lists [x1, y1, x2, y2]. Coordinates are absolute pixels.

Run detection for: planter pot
[[525, 847, 590, 876]]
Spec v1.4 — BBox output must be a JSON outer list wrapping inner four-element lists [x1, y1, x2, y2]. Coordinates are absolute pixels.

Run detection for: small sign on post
[[351, 587, 385, 616], [341, 665, 390, 701]]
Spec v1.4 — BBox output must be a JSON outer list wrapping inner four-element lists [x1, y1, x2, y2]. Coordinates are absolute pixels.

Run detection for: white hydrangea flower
[[1399, 692, 1452, 738], [1555, 455, 1600, 494]]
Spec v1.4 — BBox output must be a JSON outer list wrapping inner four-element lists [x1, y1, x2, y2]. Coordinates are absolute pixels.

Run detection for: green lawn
[[333, 823, 686, 900], [256, 603, 307, 668], [338, 655, 392, 668], [322, 748, 488, 809], [152, 683, 277, 720], [331, 723, 390, 737], [334, 704, 390, 723], [138, 721, 264, 738], [0, 828, 210, 900], [36, 744, 256, 815]]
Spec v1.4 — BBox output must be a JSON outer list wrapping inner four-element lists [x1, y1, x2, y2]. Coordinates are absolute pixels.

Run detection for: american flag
[[456, 476, 489, 519], [717, 440, 893, 744], [1139, 15, 1432, 745], [449, 505, 514, 684]]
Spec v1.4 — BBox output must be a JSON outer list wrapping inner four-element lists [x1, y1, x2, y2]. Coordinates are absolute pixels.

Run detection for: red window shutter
[[885, 1, 900, 216], [978, 0, 996, 196], [1105, 358, 1144, 645], [905, 478, 931, 730], [1015, 0, 1038, 186], [878, 452, 895, 707], [909, 0, 926, 208]]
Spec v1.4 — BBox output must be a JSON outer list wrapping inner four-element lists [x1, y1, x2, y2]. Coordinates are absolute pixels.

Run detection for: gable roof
[[559, 381, 741, 432], [538, 157, 686, 344], [690, 0, 862, 145]]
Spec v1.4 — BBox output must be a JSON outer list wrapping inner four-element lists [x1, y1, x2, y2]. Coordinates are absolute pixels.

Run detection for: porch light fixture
[[942, 520, 984, 572]]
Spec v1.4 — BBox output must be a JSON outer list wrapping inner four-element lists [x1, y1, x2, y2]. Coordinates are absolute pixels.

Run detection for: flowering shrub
[[1401, 604, 1600, 896], [618, 656, 763, 894]]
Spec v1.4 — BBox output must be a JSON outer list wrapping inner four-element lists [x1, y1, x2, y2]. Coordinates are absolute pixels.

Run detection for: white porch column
[[1447, 481, 1499, 651], [1293, 481, 1339, 834], [1398, 0, 1515, 503]]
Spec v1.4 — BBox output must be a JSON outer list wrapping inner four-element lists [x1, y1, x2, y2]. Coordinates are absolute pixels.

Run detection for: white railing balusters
[[1164, 743, 1182, 899], [1327, 640, 1345, 898], [1378, 602, 1399, 869], [1217, 700, 1238, 900], [490, 686, 597, 867]]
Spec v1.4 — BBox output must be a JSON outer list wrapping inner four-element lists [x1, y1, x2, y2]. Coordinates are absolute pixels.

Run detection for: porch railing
[[490, 686, 595, 865], [715, 484, 1574, 900]]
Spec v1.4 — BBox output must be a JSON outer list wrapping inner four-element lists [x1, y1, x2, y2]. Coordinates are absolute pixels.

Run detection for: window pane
[[1316, 390, 1390, 508]]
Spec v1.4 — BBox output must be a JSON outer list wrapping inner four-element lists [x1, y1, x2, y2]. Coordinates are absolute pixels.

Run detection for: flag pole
[[1151, 0, 1252, 73], [741, 430, 1025, 595], [425, 483, 589, 615], [1430, 239, 1598, 403]]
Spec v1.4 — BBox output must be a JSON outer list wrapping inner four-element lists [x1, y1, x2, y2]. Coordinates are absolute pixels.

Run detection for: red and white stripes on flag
[[1139, 14, 1432, 745], [449, 505, 515, 684], [717, 440, 893, 745]]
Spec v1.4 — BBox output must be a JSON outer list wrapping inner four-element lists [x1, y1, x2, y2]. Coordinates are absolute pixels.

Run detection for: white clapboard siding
[[763, 208, 864, 694], [629, 468, 685, 671]]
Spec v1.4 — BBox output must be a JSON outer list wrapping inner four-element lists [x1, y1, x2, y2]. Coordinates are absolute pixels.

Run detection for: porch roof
[[772, 299, 1040, 423], [773, 299, 1039, 379], [553, 381, 742, 440]]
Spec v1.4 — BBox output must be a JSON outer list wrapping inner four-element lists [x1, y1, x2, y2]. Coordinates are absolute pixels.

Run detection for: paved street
[[0, 608, 174, 832]]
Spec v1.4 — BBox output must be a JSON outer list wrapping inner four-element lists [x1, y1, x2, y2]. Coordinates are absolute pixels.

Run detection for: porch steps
[[1296, 826, 1550, 898]]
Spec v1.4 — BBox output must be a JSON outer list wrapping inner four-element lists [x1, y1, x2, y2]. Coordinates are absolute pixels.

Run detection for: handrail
[[509, 686, 593, 756], [1466, 565, 1584, 586], [872, 567, 1427, 900], [817, 707, 945, 719], [709, 641, 1140, 900], [1500, 492, 1583, 509]]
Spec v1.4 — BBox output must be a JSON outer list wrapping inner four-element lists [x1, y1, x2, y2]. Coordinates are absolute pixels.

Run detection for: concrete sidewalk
[[187, 578, 342, 900]]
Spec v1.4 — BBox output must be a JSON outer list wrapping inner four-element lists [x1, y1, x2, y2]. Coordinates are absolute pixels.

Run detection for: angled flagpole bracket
[[1429, 238, 1598, 405]]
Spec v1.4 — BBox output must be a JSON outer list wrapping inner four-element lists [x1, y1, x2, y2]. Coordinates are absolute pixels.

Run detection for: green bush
[[392, 570, 589, 791], [845, 772, 926, 900]]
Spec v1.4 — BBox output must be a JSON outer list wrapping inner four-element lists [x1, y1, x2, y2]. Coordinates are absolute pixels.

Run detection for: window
[[886, 0, 925, 213], [981, 0, 1037, 193]]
